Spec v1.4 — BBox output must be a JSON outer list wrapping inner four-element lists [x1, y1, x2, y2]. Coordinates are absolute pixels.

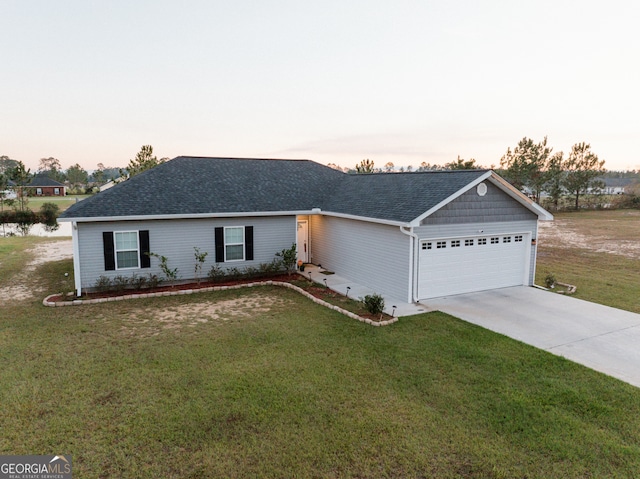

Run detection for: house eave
[[58, 210, 315, 223], [59, 209, 409, 227], [314, 210, 408, 227]]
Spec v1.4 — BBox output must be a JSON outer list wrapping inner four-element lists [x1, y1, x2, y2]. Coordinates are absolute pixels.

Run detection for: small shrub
[[147, 273, 161, 289], [94, 275, 112, 293], [545, 273, 557, 289], [112, 275, 130, 292], [226, 267, 242, 280], [131, 273, 147, 290], [260, 260, 281, 275], [275, 243, 297, 275], [208, 264, 226, 283], [242, 266, 259, 279], [362, 293, 385, 316]]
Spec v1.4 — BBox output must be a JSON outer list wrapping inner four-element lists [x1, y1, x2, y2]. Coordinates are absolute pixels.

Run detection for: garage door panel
[[418, 235, 528, 299]]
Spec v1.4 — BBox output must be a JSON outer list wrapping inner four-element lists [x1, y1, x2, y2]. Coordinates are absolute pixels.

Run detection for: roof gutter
[[59, 208, 408, 227], [399, 225, 419, 303]]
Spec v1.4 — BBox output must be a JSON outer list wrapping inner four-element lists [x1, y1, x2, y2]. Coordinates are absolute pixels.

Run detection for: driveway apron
[[425, 286, 640, 388]]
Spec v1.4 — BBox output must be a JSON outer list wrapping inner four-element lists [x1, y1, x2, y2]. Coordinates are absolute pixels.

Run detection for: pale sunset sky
[[1, 0, 639, 172]]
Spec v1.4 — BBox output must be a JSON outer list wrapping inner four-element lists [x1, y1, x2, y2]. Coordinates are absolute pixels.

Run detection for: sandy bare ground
[[0, 239, 73, 301], [103, 293, 295, 338], [538, 220, 640, 259]]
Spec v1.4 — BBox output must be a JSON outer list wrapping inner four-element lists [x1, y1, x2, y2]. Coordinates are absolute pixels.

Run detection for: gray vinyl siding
[[309, 215, 410, 302], [423, 181, 537, 225], [76, 216, 295, 291]]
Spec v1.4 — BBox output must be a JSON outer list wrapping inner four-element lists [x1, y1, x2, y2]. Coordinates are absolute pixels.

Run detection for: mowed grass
[[536, 210, 640, 313], [22, 195, 89, 212], [0, 242, 639, 478]]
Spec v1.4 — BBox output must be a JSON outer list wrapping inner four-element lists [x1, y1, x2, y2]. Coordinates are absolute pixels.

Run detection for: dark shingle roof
[[60, 156, 488, 224], [28, 176, 66, 187], [328, 170, 487, 223], [61, 157, 343, 218]]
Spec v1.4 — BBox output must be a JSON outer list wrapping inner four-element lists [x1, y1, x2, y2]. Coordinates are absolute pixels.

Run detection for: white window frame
[[36, 187, 43, 195], [224, 226, 245, 262], [114, 231, 140, 270], [54, 188, 60, 195]]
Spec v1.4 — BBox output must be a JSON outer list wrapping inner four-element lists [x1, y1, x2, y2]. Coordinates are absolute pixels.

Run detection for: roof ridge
[[174, 156, 311, 162]]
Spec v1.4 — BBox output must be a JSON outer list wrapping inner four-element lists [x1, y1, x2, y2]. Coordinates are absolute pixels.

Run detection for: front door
[[297, 220, 309, 263]]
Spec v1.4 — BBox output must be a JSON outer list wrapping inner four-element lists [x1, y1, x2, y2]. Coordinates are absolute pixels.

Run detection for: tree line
[[348, 137, 631, 210], [0, 145, 166, 195], [0, 146, 166, 236]]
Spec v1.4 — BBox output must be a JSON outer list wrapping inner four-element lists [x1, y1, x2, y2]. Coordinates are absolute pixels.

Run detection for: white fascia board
[[58, 210, 313, 223], [409, 171, 493, 226]]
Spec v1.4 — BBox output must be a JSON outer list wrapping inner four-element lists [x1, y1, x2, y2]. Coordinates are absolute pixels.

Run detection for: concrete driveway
[[425, 287, 640, 388]]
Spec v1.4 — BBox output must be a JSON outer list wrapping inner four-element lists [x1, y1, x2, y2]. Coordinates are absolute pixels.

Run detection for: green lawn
[[25, 195, 89, 212], [1, 239, 640, 478], [0, 195, 89, 214]]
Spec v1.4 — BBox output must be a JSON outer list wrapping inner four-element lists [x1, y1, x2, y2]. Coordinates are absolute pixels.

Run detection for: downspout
[[71, 221, 82, 296], [399, 225, 419, 303]]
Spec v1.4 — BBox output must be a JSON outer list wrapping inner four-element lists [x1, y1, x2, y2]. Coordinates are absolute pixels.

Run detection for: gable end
[[421, 182, 537, 225]]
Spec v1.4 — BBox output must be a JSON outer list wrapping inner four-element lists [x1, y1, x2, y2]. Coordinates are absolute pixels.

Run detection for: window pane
[[115, 232, 138, 250], [226, 244, 244, 261], [117, 251, 139, 268], [225, 227, 244, 244]]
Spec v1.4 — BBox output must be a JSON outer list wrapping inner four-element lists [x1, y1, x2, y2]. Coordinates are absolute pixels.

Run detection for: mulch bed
[[47, 274, 394, 322]]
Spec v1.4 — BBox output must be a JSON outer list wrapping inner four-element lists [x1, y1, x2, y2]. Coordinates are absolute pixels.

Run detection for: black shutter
[[245, 226, 254, 261], [103, 232, 115, 271], [215, 227, 224, 262], [139, 230, 151, 268]]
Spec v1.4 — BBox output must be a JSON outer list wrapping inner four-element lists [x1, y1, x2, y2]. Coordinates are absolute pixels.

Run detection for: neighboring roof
[[60, 156, 550, 224], [602, 178, 635, 188], [27, 176, 66, 188]]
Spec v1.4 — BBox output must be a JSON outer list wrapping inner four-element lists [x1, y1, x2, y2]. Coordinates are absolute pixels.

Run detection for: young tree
[[66, 163, 89, 188], [0, 155, 18, 175], [544, 152, 566, 210], [444, 155, 478, 170], [9, 161, 32, 211], [355, 159, 375, 174], [125, 145, 165, 177], [417, 162, 443, 171], [500, 137, 552, 202], [562, 142, 606, 209], [0, 172, 8, 236]]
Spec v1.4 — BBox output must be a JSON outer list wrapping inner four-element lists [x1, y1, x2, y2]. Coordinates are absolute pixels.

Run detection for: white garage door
[[418, 234, 529, 300]]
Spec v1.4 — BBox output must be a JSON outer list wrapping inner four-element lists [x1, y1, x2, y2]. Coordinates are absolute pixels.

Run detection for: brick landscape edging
[[42, 281, 398, 327]]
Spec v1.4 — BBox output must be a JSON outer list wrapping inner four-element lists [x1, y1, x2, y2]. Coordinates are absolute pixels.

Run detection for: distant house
[[24, 176, 66, 196], [59, 157, 553, 300], [2, 180, 15, 200], [601, 178, 635, 195]]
